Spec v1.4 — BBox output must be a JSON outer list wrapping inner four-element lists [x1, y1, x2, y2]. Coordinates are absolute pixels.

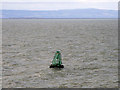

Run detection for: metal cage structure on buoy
[[50, 51, 64, 68]]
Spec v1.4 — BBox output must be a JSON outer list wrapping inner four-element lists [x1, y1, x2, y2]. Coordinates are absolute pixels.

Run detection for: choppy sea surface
[[2, 19, 118, 88]]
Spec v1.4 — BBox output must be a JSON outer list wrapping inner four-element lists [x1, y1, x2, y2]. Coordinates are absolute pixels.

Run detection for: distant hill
[[2, 9, 118, 19]]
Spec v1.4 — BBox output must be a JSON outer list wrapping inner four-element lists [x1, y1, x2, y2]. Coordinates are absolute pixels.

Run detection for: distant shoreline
[[2, 9, 118, 19]]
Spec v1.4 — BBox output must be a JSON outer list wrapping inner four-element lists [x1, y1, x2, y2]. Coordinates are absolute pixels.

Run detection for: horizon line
[[2, 1, 118, 3], [1, 8, 118, 11]]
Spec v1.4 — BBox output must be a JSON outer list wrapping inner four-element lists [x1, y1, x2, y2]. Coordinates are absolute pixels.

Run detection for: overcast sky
[[1, 0, 119, 10]]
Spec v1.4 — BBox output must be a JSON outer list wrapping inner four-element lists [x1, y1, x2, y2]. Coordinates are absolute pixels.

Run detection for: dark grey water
[[2, 19, 118, 88]]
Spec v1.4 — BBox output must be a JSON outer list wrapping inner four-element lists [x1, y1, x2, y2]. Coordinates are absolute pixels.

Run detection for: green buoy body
[[50, 51, 64, 68]]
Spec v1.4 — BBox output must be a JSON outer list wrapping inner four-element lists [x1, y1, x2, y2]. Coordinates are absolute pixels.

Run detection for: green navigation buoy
[[50, 51, 64, 68]]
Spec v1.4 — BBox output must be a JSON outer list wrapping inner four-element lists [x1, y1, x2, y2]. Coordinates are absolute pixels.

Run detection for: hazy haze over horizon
[[2, 0, 118, 10]]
